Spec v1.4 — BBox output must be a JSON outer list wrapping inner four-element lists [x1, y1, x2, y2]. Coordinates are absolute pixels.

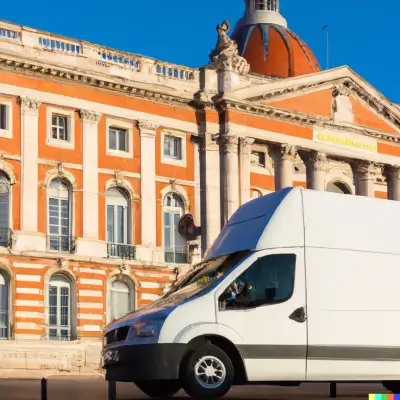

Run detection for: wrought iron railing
[[43, 331, 77, 341], [47, 234, 76, 253], [165, 246, 188, 264], [107, 243, 136, 260], [0, 228, 11, 247]]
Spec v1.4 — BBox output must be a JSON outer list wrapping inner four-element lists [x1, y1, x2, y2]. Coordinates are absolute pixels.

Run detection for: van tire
[[134, 380, 180, 398], [383, 381, 400, 393], [182, 344, 234, 399]]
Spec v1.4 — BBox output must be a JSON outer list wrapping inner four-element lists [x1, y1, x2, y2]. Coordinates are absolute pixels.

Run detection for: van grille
[[105, 326, 130, 345]]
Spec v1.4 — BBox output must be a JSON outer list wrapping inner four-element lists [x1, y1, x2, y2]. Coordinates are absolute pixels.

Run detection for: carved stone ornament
[[20, 97, 41, 115], [280, 144, 297, 161], [57, 162, 64, 174], [383, 164, 400, 181], [208, 20, 250, 75], [80, 109, 102, 123], [332, 83, 354, 124], [114, 170, 124, 186], [218, 134, 239, 153], [306, 151, 328, 172], [352, 161, 376, 179], [239, 137, 255, 153], [56, 258, 68, 270], [137, 120, 158, 132]]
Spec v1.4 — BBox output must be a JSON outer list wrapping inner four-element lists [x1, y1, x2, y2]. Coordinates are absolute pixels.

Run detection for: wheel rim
[[194, 355, 227, 389]]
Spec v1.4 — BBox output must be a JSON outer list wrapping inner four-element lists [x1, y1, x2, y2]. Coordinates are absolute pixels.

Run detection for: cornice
[[217, 97, 400, 144], [0, 55, 195, 109]]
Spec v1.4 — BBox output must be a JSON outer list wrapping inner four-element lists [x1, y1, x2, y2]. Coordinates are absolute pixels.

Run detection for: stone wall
[[0, 340, 103, 378]]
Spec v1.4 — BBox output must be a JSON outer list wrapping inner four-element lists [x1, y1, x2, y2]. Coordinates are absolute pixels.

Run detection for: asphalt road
[[0, 378, 388, 400]]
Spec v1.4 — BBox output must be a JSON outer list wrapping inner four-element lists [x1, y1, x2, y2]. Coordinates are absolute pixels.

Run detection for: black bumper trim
[[103, 343, 187, 382]]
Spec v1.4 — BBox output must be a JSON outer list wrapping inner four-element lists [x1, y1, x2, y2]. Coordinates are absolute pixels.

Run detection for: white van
[[102, 187, 400, 398]]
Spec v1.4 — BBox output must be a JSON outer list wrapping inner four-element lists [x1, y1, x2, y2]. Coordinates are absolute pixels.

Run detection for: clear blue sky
[[2, 0, 399, 102]]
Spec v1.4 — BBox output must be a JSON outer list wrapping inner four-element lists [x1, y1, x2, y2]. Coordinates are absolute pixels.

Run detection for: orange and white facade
[[1, 0, 400, 373]]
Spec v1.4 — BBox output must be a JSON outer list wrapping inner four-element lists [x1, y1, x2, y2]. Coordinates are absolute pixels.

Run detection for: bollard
[[41, 378, 47, 400], [329, 382, 337, 398], [108, 380, 116, 400]]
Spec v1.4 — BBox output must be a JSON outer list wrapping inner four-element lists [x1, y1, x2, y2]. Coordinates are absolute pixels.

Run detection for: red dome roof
[[232, 23, 321, 78]]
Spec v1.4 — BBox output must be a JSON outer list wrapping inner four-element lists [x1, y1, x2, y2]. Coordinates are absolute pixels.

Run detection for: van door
[[215, 248, 307, 382]]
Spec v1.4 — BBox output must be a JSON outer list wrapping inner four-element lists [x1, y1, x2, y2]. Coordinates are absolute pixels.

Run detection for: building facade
[[1, 0, 400, 373]]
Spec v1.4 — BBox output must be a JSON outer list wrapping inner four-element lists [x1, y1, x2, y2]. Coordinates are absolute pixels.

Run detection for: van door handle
[[289, 307, 307, 323]]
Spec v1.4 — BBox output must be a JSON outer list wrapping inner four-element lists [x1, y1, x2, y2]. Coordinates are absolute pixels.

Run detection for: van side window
[[219, 254, 296, 310]]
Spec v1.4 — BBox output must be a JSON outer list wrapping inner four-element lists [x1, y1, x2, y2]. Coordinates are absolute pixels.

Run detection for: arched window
[[163, 193, 187, 264], [0, 270, 10, 339], [106, 187, 133, 259], [48, 178, 71, 252], [0, 173, 10, 247], [108, 276, 135, 322], [48, 273, 74, 340], [326, 181, 352, 195]]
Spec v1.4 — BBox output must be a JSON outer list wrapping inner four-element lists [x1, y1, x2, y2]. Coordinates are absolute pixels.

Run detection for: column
[[239, 137, 255, 205], [384, 165, 400, 201], [302, 150, 328, 191], [275, 144, 297, 190], [352, 161, 375, 197], [219, 133, 239, 223], [20, 97, 41, 232], [201, 133, 221, 252], [138, 121, 157, 247], [80, 110, 101, 239]]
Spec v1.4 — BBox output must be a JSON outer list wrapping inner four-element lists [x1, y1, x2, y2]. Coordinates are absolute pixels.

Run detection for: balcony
[[107, 243, 136, 260], [44, 330, 78, 341], [0, 228, 11, 247], [48, 234, 76, 253], [165, 246, 188, 264]]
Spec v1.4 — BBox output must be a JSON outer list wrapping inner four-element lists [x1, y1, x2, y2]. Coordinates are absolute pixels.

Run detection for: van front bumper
[[102, 343, 187, 382]]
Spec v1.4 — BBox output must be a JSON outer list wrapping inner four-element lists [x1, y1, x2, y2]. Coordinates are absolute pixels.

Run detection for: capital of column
[[303, 150, 329, 172], [80, 109, 102, 123], [20, 97, 41, 116], [239, 137, 255, 155], [137, 120, 158, 138], [352, 161, 376, 179], [383, 164, 400, 181], [218, 134, 239, 154], [279, 144, 297, 161]]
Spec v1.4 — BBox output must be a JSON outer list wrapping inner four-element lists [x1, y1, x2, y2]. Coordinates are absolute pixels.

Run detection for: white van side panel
[[306, 247, 400, 381], [302, 189, 400, 254], [158, 292, 217, 344]]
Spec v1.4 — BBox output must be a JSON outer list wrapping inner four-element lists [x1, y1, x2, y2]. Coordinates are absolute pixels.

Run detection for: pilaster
[[352, 161, 376, 197], [138, 121, 157, 249], [80, 110, 101, 239], [239, 137, 255, 205]]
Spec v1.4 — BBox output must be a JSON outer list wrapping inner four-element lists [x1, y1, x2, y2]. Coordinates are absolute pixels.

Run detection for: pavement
[[0, 378, 388, 399]]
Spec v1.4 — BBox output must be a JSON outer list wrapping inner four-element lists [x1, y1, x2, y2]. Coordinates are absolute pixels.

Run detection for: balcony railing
[[48, 234, 76, 253], [44, 330, 77, 341], [165, 247, 188, 264], [107, 243, 136, 260], [0, 228, 11, 247]]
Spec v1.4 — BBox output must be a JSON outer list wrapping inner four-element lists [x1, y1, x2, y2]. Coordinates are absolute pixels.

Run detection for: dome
[[231, 1, 321, 78]]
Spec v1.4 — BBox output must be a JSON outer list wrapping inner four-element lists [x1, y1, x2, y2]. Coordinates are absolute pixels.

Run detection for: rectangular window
[[51, 114, 69, 142], [219, 253, 296, 309], [0, 105, 9, 131], [107, 204, 127, 244], [109, 127, 128, 152], [163, 135, 182, 160], [251, 151, 266, 168]]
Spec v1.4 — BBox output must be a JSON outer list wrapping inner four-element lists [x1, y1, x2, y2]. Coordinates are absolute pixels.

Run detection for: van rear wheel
[[383, 381, 400, 393], [134, 380, 180, 398], [182, 344, 234, 399]]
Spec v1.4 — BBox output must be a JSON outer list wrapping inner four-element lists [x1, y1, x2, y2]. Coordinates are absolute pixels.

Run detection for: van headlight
[[130, 321, 162, 338]]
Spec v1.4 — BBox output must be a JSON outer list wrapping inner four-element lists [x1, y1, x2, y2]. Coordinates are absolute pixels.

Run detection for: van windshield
[[154, 250, 250, 307]]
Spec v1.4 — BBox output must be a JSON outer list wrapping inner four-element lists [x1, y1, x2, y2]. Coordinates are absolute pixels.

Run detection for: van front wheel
[[182, 344, 234, 399]]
